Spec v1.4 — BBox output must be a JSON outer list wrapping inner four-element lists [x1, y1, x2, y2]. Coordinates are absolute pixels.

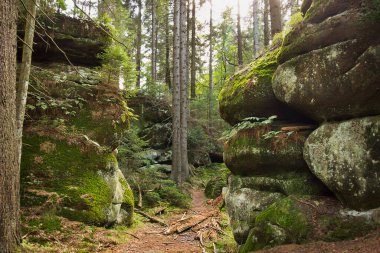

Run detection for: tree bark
[[171, 0, 189, 185], [269, 0, 282, 37], [208, 0, 213, 129], [237, 0, 243, 65], [263, 0, 270, 46], [0, 0, 20, 252], [165, 0, 171, 90], [252, 0, 260, 58], [190, 0, 196, 99], [172, 0, 182, 184], [151, 0, 157, 91], [135, 0, 142, 89], [17, 0, 38, 163], [179, 0, 189, 182]]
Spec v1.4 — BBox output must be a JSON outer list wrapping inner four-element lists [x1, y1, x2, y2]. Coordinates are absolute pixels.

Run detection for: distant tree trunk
[[190, 0, 196, 99], [0, 1, 21, 252], [237, 0, 243, 65], [17, 0, 38, 162], [208, 0, 213, 128], [269, 0, 282, 37], [263, 0, 270, 46], [172, 0, 182, 184], [165, 1, 171, 90], [252, 0, 260, 58], [136, 0, 142, 89], [179, 0, 189, 182], [171, 0, 189, 185], [151, 0, 157, 91]]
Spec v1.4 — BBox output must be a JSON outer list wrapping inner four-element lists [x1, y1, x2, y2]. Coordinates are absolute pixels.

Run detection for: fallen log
[[135, 210, 167, 226], [164, 210, 218, 235]]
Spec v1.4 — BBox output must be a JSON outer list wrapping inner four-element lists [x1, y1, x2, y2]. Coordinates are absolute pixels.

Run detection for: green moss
[[255, 197, 309, 240], [240, 197, 309, 252], [28, 213, 62, 233], [319, 216, 377, 242], [218, 48, 280, 124], [21, 134, 114, 224], [303, 0, 329, 21]]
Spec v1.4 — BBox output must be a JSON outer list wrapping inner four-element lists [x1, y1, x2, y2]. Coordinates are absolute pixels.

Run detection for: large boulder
[[225, 182, 284, 244], [219, 48, 308, 126], [21, 132, 134, 226], [273, 0, 380, 122], [21, 64, 134, 226], [304, 116, 380, 210], [239, 196, 379, 253], [18, 14, 111, 66], [224, 122, 311, 176]]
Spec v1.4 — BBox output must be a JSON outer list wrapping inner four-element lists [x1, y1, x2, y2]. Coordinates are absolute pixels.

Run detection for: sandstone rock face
[[304, 116, 380, 210], [225, 180, 284, 244], [224, 123, 310, 176], [273, 0, 380, 122], [21, 64, 134, 226], [218, 48, 308, 126], [18, 14, 111, 66]]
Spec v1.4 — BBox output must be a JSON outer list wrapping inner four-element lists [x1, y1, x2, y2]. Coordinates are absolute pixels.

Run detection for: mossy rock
[[21, 134, 134, 226], [228, 173, 329, 198], [218, 48, 306, 125], [239, 197, 309, 252], [274, 0, 380, 122], [274, 40, 380, 122], [224, 123, 310, 176], [238, 196, 379, 252], [224, 185, 284, 244], [304, 116, 380, 210]]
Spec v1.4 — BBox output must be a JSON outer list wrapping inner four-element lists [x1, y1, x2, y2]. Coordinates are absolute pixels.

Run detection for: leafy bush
[[158, 185, 191, 209]]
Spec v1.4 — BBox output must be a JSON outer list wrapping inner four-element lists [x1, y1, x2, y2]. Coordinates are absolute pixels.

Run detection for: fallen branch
[[154, 206, 167, 216], [281, 125, 316, 132], [164, 210, 218, 235], [135, 210, 167, 226], [125, 232, 140, 240]]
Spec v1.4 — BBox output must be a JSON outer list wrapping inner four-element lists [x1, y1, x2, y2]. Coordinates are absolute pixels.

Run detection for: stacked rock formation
[[218, 0, 380, 252]]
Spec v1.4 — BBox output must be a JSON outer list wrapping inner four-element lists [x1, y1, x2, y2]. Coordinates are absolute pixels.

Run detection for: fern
[[220, 115, 277, 141]]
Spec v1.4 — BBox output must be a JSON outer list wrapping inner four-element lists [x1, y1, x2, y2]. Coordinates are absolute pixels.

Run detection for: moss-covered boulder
[[239, 196, 379, 252], [273, 0, 380, 122], [205, 176, 227, 199], [21, 133, 134, 226], [304, 116, 380, 210], [228, 172, 329, 197], [218, 48, 307, 126], [21, 64, 134, 226], [225, 185, 284, 244], [224, 122, 311, 176]]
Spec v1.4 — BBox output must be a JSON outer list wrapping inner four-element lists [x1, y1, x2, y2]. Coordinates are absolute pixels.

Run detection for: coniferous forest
[[0, 0, 380, 252]]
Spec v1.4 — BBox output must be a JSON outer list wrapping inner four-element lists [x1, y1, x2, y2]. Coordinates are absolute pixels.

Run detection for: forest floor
[[21, 186, 380, 253], [102, 188, 228, 253]]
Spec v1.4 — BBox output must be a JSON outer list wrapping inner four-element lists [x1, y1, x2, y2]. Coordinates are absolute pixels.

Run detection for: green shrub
[[143, 192, 161, 207], [158, 185, 191, 209]]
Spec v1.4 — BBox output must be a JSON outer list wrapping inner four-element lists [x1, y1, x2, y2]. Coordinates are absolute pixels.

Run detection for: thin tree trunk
[[17, 0, 38, 163], [136, 0, 142, 89], [269, 0, 282, 37], [179, 0, 189, 182], [171, 0, 182, 184], [208, 0, 213, 129], [263, 0, 270, 46], [190, 0, 196, 99], [165, 1, 171, 90], [0, 0, 20, 252], [237, 0, 243, 65], [151, 0, 157, 91], [252, 0, 259, 58]]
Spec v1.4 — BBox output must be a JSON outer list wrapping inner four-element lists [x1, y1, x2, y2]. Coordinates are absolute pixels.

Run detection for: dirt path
[[102, 189, 214, 253]]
